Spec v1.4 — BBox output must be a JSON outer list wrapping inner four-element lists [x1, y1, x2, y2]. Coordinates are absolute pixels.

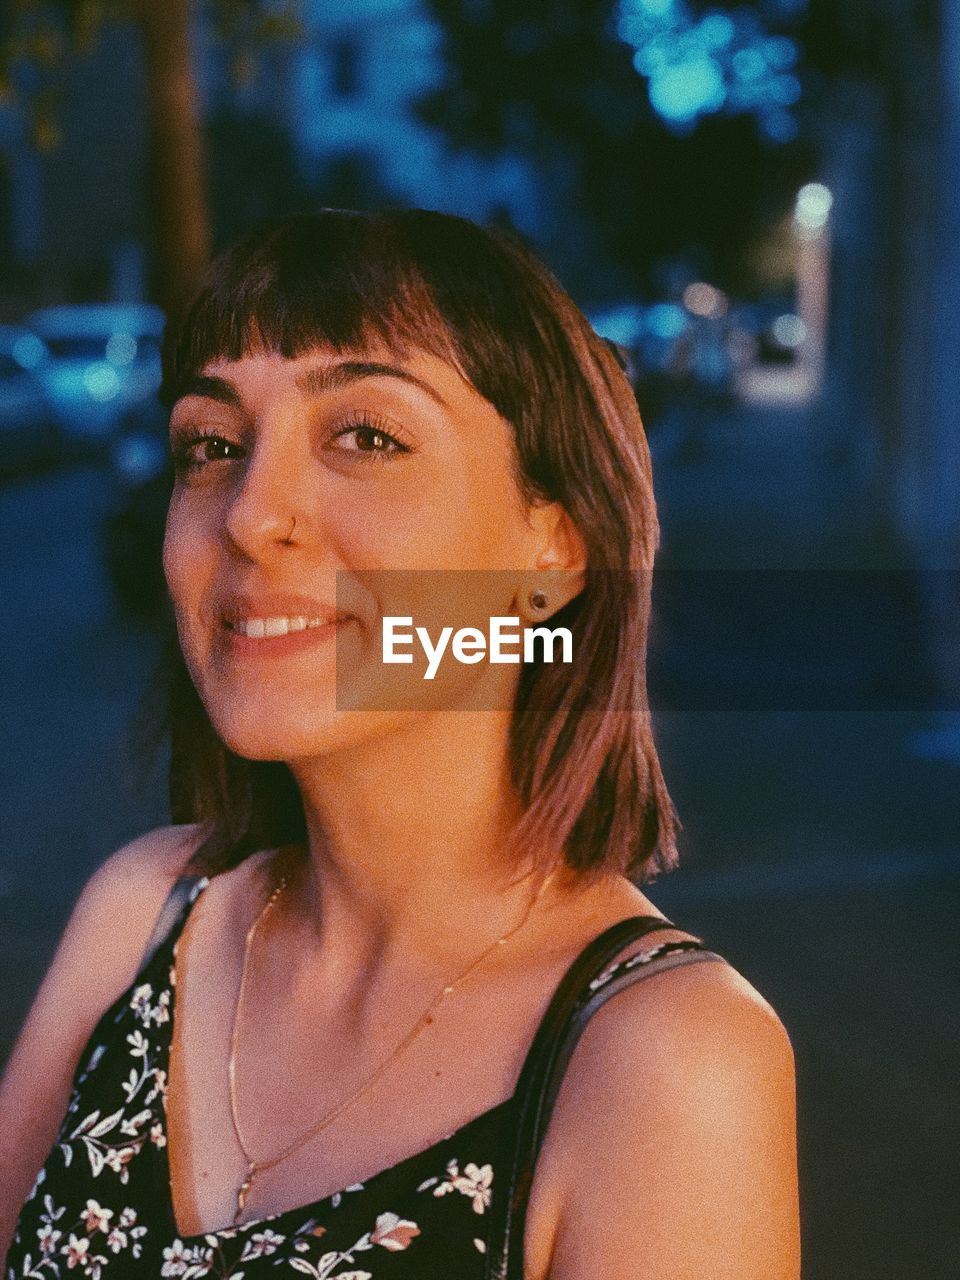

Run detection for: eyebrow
[[172, 361, 449, 412], [295, 361, 449, 408], [172, 373, 243, 408]]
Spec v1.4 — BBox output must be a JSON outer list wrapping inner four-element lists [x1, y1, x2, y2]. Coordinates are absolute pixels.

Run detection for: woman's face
[[163, 341, 580, 761]]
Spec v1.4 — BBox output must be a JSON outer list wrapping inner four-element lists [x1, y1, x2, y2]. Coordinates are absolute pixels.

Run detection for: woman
[[0, 209, 799, 1278]]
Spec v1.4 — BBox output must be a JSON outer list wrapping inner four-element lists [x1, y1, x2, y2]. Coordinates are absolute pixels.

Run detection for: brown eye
[[170, 432, 244, 473], [340, 426, 399, 454], [329, 414, 413, 462]]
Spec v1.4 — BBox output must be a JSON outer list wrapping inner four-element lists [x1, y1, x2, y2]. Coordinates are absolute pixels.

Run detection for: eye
[[170, 429, 244, 474], [328, 412, 413, 462]]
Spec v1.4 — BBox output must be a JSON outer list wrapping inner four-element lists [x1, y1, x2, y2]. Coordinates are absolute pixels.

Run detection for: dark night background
[[1, 1, 958, 1276]]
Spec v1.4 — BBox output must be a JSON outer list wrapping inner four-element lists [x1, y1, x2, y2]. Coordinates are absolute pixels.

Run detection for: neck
[[280, 708, 563, 971]]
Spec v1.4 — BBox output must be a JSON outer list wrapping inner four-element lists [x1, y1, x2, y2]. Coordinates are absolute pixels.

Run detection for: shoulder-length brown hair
[[151, 207, 680, 884]]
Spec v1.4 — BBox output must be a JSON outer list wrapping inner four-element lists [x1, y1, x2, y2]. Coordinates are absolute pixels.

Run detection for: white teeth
[[230, 615, 336, 638]]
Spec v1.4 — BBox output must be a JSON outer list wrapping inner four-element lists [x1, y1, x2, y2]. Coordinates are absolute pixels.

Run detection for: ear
[[523, 501, 587, 615]]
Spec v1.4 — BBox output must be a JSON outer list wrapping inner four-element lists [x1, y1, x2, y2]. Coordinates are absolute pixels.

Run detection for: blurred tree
[[417, 0, 815, 297], [206, 105, 325, 249], [0, 0, 301, 318], [136, 0, 210, 321]]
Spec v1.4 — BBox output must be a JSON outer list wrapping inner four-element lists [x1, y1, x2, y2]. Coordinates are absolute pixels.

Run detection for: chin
[[211, 714, 332, 763], [209, 700, 407, 764]]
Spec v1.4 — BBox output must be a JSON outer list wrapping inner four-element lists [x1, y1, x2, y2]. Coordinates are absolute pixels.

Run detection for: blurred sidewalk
[[643, 396, 960, 1280], [651, 394, 891, 567]]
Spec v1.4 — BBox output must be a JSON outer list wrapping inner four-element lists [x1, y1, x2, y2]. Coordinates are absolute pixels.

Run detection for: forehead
[[162, 272, 470, 407], [180, 343, 480, 413]]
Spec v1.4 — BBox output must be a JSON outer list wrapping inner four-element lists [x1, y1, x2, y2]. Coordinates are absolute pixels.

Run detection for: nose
[[223, 443, 303, 561]]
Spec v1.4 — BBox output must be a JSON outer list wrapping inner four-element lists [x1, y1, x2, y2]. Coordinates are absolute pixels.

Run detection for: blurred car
[[729, 297, 807, 366], [0, 324, 57, 477], [101, 394, 172, 616], [26, 302, 165, 448], [756, 311, 807, 364], [587, 300, 684, 423], [589, 298, 741, 422]]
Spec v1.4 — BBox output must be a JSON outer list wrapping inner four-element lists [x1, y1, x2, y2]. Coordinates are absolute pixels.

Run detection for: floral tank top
[[6, 875, 721, 1279]]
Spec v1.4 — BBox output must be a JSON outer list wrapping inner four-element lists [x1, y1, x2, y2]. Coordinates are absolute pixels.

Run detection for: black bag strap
[[135, 874, 206, 978], [485, 914, 725, 1280]]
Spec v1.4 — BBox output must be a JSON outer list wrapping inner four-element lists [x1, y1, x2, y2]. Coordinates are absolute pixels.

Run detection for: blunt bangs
[[161, 210, 467, 409]]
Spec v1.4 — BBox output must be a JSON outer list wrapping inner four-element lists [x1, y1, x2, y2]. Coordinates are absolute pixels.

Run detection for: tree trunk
[[135, 0, 211, 321]]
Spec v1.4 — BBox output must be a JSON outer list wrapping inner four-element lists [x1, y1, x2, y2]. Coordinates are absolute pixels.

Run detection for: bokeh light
[[617, 0, 804, 135]]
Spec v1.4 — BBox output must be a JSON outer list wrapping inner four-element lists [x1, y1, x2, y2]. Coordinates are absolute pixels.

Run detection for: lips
[[217, 589, 350, 631], [213, 589, 352, 662]]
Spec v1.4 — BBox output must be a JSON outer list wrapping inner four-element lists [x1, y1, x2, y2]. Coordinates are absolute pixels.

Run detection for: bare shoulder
[[575, 946, 793, 1075], [526, 952, 800, 1280], [40, 822, 206, 992], [1, 822, 208, 1084], [76, 822, 209, 942], [0, 824, 209, 1250], [6, 821, 208, 1053], [93, 819, 209, 885]]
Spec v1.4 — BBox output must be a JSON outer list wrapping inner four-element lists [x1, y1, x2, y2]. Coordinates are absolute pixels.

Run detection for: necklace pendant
[[234, 1164, 257, 1224]]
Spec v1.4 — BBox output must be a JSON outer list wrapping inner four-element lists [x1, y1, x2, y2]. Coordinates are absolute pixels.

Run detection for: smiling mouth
[[225, 616, 341, 639]]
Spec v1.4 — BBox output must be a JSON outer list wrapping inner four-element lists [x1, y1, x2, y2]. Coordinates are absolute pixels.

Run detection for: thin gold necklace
[[227, 863, 556, 1225]]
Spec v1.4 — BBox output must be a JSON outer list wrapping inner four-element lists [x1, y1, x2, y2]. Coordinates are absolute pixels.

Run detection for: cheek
[[449, 473, 532, 565], [162, 495, 214, 620], [162, 502, 190, 603], [399, 451, 531, 567]]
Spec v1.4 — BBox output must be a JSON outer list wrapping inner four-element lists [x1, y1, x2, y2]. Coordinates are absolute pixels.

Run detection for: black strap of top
[[485, 914, 722, 1280], [135, 874, 206, 978]]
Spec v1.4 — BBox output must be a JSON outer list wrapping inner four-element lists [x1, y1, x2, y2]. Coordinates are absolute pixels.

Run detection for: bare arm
[[0, 823, 206, 1262], [527, 960, 800, 1280]]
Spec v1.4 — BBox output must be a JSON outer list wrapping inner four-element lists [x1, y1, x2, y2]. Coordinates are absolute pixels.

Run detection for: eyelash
[[169, 429, 240, 474], [334, 412, 413, 462], [169, 412, 413, 475]]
